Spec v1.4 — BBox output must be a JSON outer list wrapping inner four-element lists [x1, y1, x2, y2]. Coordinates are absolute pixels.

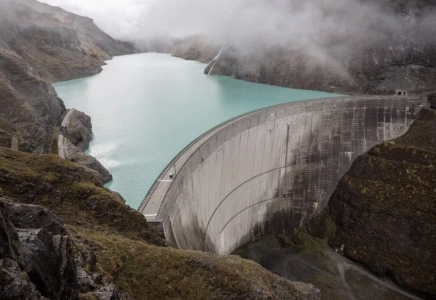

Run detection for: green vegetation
[[70, 226, 310, 300]]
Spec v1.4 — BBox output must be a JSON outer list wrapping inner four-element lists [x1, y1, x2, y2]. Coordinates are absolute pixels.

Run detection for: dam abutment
[[139, 95, 427, 254]]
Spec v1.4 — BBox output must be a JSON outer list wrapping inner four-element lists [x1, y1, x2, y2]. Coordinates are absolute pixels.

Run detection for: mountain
[[170, 0, 436, 95], [0, 0, 134, 154]]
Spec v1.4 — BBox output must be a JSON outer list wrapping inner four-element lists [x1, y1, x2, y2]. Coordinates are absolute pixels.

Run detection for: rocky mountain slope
[[169, 0, 436, 95], [165, 35, 221, 64], [0, 147, 320, 299], [0, 0, 133, 154]]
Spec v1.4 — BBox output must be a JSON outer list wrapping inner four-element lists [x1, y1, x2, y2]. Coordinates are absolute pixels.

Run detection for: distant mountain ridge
[[167, 0, 436, 95]]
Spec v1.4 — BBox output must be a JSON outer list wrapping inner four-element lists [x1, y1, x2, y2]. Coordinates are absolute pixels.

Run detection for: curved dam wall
[[139, 96, 426, 255]]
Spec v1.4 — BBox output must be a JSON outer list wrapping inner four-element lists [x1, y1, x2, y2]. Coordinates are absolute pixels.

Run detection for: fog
[[38, 0, 436, 64], [37, 0, 241, 42]]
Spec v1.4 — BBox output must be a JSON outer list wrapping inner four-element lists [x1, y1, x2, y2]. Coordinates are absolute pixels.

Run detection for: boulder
[[0, 200, 20, 260], [0, 258, 46, 300], [428, 92, 436, 109], [17, 228, 78, 300], [61, 109, 93, 152], [87, 283, 134, 300], [8, 202, 78, 300], [64, 138, 113, 184], [7, 203, 66, 236], [0, 199, 46, 299], [59, 115, 113, 184]]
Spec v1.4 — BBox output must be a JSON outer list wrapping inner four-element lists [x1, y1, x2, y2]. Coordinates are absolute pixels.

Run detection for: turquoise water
[[54, 53, 338, 209]]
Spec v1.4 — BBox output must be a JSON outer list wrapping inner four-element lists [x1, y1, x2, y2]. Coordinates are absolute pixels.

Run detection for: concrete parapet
[[139, 96, 427, 254]]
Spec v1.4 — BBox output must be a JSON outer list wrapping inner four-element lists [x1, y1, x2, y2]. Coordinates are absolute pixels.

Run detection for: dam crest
[[139, 96, 427, 255]]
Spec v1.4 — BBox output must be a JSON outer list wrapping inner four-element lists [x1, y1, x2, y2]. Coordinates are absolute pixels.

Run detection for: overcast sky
[[38, 0, 152, 40]]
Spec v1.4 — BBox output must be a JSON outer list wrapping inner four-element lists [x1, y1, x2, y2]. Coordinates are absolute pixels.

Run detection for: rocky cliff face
[[165, 35, 221, 64], [0, 147, 321, 299], [0, 0, 133, 154], [0, 46, 65, 153], [59, 108, 112, 184], [206, 44, 436, 95]]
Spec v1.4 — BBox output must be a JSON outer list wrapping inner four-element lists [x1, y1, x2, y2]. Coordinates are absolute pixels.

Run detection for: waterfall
[[207, 48, 223, 75]]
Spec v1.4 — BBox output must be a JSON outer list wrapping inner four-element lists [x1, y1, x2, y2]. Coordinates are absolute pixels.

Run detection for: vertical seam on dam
[[139, 96, 427, 255]]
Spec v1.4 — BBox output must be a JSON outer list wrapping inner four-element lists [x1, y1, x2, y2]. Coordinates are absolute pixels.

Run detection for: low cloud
[[39, 0, 436, 67]]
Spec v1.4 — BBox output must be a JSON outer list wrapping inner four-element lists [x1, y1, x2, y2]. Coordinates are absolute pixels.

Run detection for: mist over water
[[54, 53, 338, 208]]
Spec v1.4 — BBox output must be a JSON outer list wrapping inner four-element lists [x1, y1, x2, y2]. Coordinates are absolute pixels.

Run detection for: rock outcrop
[[0, 257, 46, 300], [17, 227, 77, 299], [0, 197, 44, 300], [165, 35, 221, 64], [0, 198, 78, 300], [59, 109, 112, 184], [428, 92, 436, 109], [61, 109, 93, 152], [0, 200, 20, 261], [0, 46, 65, 153], [0, 197, 137, 300]]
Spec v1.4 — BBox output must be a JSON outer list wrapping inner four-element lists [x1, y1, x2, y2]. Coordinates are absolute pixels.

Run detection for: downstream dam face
[[139, 96, 426, 255]]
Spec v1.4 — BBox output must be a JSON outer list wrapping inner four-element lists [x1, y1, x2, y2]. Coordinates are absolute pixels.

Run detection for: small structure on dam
[[139, 96, 427, 255]]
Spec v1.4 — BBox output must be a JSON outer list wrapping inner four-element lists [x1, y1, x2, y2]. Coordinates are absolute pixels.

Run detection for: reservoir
[[54, 53, 338, 209]]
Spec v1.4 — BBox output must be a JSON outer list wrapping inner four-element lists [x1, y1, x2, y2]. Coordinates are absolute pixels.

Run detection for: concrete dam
[[139, 96, 426, 255]]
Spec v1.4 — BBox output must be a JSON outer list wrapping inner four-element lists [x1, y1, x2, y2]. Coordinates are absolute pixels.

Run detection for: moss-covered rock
[[72, 227, 320, 300], [0, 147, 163, 246]]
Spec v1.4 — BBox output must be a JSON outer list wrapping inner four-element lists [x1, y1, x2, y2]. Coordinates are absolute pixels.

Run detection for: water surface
[[54, 53, 338, 209]]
